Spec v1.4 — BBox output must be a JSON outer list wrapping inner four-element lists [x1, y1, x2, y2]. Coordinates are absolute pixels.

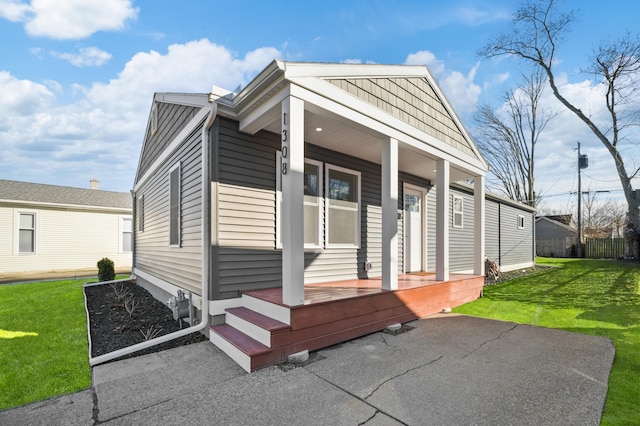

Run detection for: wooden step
[[241, 293, 290, 325], [210, 324, 269, 372], [225, 307, 289, 347]]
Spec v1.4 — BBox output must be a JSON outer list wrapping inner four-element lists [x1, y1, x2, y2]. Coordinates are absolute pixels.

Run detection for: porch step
[[209, 324, 275, 373], [241, 293, 290, 325], [225, 307, 289, 347]]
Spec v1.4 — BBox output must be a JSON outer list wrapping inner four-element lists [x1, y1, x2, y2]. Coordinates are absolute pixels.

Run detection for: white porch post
[[436, 159, 450, 281], [474, 175, 486, 276], [382, 137, 399, 290], [281, 96, 305, 306]]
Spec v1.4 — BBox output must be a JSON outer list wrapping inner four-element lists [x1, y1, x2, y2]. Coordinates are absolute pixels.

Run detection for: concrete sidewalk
[[1, 314, 615, 425]]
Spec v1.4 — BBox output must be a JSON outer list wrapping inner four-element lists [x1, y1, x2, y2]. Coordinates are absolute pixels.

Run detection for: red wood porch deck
[[210, 274, 484, 372]]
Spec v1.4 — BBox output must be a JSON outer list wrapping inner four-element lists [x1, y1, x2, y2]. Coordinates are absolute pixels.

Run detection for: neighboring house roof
[[535, 215, 578, 235], [0, 179, 131, 211], [540, 214, 575, 227]]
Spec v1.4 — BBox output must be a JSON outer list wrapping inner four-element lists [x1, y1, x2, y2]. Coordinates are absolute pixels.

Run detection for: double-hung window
[[169, 163, 181, 246], [17, 212, 36, 254], [120, 216, 133, 253], [326, 165, 360, 248]]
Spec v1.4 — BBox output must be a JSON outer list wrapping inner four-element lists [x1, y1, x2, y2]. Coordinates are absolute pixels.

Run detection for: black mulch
[[84, 280, 207, 363], [484, 264, 552, 286]]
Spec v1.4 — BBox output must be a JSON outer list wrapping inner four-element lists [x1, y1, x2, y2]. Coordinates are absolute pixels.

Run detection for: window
[[518, 214, 525, 229], [169, 163, 181, 246], [452, 195, 463, 228], [138, 194, 144, 232], [120, 216, 133, 253], [326, 165, 361, 247], [275, 153, 323, 248], [17, 212, 36, 254]]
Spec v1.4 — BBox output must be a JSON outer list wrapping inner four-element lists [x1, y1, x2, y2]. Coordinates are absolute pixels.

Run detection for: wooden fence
[[584, 238, 625, 259]]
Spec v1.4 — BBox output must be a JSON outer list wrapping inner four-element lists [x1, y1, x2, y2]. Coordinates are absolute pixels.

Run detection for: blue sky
[[0, 0, 638, 213]]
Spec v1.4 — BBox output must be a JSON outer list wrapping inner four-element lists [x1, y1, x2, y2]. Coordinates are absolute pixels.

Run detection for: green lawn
[[0, 278, 92, 410], [454, 258, 640, 425]]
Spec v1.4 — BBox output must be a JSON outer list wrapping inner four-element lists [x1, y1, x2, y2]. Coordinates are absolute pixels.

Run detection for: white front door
[[404, 187, 424, 273]]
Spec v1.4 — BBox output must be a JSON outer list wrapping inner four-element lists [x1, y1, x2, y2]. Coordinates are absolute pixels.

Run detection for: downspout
[[89, 100, 217, 366]]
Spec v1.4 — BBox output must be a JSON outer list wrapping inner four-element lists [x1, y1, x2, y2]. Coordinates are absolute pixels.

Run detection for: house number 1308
[[281, 113, 289, 175]]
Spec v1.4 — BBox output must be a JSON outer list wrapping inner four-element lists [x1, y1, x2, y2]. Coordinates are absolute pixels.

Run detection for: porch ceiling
[[260, 109, 475, 183]]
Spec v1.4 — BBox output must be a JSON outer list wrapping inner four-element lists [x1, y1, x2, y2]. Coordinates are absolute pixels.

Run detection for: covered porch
[[210, 273, 484, 372]]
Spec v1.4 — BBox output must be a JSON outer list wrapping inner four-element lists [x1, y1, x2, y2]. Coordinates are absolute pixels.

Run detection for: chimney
[[90, 179, 99, 190]]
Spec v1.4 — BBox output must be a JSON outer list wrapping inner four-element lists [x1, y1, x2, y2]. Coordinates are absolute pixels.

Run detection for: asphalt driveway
[[0, 313, 615, 425]]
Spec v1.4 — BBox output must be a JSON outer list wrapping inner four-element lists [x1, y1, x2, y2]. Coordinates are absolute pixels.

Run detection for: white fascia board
[[238, 86, 291, 134], [154, 92, 209, 108], [0, 199, 131, 213], [134, 104, 213, 192], [281, 62, 429, 79], [287, 81, 486, 177]]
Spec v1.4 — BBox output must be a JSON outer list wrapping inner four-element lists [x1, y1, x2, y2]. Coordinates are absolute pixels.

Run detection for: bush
[[97, 257, 115, 282]]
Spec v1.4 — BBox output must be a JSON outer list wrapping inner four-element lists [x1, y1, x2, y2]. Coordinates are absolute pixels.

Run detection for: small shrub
[[124, 295, 139, 318], [109, 282, 131, 301], [140, 326, 163, 341], [97, 257, 115, 282]]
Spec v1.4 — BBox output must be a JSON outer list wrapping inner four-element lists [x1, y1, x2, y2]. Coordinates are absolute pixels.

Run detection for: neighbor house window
[[453, 195, 463, 228], [120, 216, 133, 253], [275, 153, 323, 248], [326, 165, 361, 248], [169, 163, 181, 246], [518, 214, 525, 229], [17, 212, 36, 254]]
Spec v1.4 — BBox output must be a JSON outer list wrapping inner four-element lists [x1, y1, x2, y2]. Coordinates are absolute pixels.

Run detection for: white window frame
[[169, 162, 181, 247], [119, 215, 133, 253], [518, 214, 526, 230], [452, 195, 463, 228], [325, 163, 361, 249], [14, 210, 38, 255], [275, 152, 323, 249]]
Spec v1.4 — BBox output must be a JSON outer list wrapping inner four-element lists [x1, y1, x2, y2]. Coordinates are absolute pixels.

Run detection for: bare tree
[[474, 69, 555, 207], [479, 0, 640, 258]]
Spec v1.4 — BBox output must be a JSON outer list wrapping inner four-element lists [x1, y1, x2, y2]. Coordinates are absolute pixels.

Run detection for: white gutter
[[88, 101, 217, 366]]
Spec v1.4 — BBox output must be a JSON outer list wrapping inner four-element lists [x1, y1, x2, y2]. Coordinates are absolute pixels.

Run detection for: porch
[[209, 273, 484, 372]]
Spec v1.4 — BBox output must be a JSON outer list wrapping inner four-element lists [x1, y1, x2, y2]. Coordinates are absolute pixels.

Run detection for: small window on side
[[518, 214, 525, 229], [452, 195, 463, 228]]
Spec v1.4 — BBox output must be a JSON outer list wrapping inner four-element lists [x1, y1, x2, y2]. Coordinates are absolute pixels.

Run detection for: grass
[[0, 276, 124, 411], [454, 258, 640, 425]]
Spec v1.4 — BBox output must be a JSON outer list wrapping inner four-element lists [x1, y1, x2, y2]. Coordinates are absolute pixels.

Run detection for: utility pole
[[576, 142, 588, 257]]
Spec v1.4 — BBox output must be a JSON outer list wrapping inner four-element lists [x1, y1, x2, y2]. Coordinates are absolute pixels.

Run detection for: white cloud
[[405, 50, 481, 114], [0, 0, 138, 40], [50, 46, 112, 67], [0, 40, 280, 191]]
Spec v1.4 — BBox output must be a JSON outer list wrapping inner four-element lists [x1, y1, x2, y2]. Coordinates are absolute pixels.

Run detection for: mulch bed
[[84, 280, 207, 362], [484, 264, 551, 286]]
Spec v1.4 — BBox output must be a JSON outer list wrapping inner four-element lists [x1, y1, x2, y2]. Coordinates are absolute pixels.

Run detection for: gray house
[[132, 60, 534, 371], [536, 215, 578, 257]]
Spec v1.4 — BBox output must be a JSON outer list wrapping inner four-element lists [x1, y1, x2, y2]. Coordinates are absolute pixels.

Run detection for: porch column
[[281, 96, 305, 306], [436, 159, 449, 281], [473, 175, 486, 276], [382, 137, 399, 290]]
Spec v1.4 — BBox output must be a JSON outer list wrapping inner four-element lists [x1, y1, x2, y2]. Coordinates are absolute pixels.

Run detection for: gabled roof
[[0, 179, 131, 211], [535, 215, 578, 234], [539, 214, 575, 227]]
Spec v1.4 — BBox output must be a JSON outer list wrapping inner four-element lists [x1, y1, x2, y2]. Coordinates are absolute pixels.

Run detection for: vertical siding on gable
[[135, 126, 203, 295], [137, 103, 202, 182], [499, 204, 534, 268]]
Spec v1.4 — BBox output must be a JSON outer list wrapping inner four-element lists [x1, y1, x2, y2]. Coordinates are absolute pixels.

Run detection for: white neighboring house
[[0, 179, 132, 282]]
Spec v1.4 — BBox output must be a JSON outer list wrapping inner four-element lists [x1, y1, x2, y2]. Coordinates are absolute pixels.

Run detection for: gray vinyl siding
[[499, 203, 534, 267], [485, 200, 500, 262], [449, 189, 474, 272], [136, 102, 202, 182], [135, 125, 203, 295], [216, 119, 282, 299]]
